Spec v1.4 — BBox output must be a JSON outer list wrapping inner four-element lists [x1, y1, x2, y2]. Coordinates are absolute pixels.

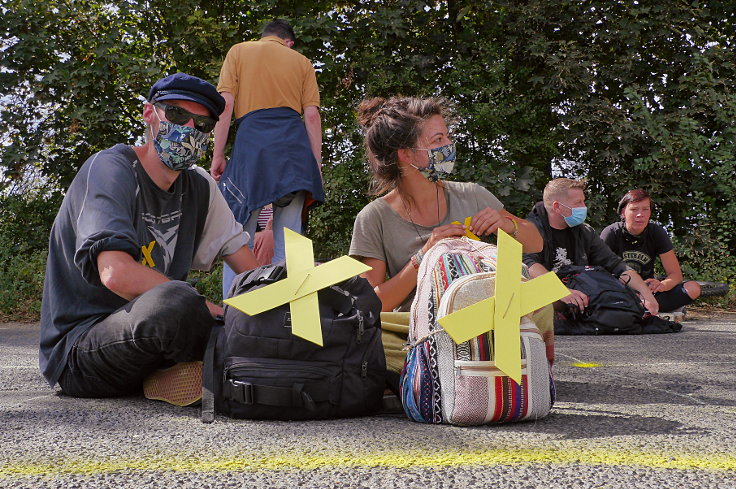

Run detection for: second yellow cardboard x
[[437, 230, 568, 383]]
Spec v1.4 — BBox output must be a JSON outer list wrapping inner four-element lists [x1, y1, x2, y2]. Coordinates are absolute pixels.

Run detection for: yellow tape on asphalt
[[1, 448, 734, 477]]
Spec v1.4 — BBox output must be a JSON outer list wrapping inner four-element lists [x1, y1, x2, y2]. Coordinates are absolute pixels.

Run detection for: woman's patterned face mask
[[411, 143, 456, 181], [152, 111, 209, 171]]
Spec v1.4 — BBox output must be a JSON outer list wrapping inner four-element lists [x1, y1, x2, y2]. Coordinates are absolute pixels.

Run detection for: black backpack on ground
[[554, 265, 646, 335], [202, 264, 386, 422]]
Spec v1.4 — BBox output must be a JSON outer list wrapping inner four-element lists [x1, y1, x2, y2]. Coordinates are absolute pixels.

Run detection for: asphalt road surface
[[1, 311, 734, 488]]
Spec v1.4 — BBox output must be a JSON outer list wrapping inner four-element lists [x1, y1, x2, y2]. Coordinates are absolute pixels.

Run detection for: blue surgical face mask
[[151, 111, 209, 171], [560, 203, 587, 227], [411, 142, 456, 181]]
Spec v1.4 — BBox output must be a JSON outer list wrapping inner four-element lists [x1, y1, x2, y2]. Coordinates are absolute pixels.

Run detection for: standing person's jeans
[[221, 190, 305, 298], [58, 281, 216, 398]]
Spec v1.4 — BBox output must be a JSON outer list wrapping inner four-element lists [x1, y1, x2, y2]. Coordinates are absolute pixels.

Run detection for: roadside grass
[[0, 249, 46, 323], [0, 252, 227, 323], [1, 252, 734, 324]]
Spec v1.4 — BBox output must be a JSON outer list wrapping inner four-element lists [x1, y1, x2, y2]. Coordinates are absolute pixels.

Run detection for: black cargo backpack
[[201, 264, 386, 422], [554, 265, 645, 335]]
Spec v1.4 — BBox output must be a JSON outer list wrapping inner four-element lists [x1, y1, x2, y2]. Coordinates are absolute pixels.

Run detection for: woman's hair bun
[[356, 97, 387, 127]]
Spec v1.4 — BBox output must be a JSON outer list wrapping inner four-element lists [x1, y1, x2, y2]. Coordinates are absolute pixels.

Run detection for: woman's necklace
[[399, 184, 441, 243]]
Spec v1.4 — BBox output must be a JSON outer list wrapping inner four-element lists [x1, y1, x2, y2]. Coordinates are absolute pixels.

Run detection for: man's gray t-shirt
[[40, 144, 247, 386], [349, 181, 503, 310]]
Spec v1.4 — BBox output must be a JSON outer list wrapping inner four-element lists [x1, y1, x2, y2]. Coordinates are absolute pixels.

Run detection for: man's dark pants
[[58, 281, 215, 398]]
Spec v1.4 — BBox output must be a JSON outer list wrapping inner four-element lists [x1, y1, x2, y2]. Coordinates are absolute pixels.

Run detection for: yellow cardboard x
[[224, 228, 371, 346], [437, 230, 568, 383], [451, 216, 480, 240]]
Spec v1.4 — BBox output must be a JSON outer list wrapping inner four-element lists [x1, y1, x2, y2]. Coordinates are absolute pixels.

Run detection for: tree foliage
[[2, 0, 735, 289]]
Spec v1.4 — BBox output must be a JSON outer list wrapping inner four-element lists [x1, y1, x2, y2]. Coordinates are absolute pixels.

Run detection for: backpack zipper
[[355, 310, 364, 344]]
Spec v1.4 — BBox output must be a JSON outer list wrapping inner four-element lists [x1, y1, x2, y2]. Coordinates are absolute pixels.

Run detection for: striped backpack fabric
[[400, 237, 554, 425]]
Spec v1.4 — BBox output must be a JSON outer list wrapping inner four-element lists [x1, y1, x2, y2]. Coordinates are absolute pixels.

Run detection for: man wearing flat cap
[[40, 72, 258, 406]]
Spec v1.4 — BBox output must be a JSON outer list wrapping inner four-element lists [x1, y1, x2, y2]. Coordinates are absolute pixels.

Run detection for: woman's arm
[[470, 208, 543, 253], [646, 250, 684, 293], [360, 222, 466, 312], [361, 257, 420, 312]]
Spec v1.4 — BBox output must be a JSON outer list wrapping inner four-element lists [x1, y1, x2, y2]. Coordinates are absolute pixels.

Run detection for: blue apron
[[219, 107, 325, 224]]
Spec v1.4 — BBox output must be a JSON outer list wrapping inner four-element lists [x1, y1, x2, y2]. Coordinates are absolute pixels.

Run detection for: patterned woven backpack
[[400, 237, 554, 425]]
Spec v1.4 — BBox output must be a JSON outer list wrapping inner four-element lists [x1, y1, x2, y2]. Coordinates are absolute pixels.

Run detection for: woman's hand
[[420, 222, 466, 253], [645, 278, 665, 293], [657, 250, 684, 293], [469, 208, 512, 237]]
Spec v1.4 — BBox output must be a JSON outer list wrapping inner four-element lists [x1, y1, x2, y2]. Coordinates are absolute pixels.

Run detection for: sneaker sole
[[143, 361, 203, 407]]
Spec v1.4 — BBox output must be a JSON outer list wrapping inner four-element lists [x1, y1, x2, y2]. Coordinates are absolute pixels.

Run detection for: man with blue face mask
[[40, 73, 258, 406], [522, 178, 658, 319]]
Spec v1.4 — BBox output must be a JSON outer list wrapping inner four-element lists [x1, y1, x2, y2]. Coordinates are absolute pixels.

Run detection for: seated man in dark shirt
[[40, 73, 258, 406], [522, 178, 658, 315]]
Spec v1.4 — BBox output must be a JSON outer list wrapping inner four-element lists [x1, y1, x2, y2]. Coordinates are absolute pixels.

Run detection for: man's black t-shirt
[[548, 227, 577, 272]]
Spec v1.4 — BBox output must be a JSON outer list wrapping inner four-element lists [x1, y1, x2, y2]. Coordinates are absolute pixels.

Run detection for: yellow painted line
[[1, 448, 734, 477], [572, 362, 601, 368]]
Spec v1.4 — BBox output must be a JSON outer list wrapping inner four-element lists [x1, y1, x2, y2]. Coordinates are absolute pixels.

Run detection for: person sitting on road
[[39, 73, 258, 407], [348, 96, 546, 385], [522, 178, 659, 317], [600, 188, 701, 314]]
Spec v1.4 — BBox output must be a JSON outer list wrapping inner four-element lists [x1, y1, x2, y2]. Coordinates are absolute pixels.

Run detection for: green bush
[[188, 263, 224, 305], [0, 191, 61, 254], [4, 0, 736, 319], [0, 247, 47, 322], [0, 190, 59, 322]]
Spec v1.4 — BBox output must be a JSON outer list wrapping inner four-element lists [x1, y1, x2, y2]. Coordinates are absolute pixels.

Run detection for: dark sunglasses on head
[[154, 102, 217, 133]]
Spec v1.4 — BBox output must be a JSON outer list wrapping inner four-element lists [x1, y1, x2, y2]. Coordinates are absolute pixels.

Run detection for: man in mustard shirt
[[211, 19, 325, 296]]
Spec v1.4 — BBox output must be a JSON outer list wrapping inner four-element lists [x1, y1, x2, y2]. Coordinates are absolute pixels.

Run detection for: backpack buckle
[[255, 265, 285, 284], [228, 379, 254, 404]]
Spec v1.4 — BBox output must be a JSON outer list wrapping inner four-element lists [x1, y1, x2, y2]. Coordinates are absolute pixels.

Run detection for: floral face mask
[[411, 142, 456, 181], [151, 111, 209, 171]]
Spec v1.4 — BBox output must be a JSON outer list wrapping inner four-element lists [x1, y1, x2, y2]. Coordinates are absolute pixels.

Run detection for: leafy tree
[[1, 0, 735, 319], [487, 0, 736, 277]]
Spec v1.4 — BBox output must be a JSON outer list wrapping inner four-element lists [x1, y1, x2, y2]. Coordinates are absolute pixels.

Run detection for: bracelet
[[410, 250, 424, 270], [506, 216, 519, 238]]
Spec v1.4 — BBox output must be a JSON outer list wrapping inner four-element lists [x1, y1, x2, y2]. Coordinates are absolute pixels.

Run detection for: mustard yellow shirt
[[217, 36, 320, 118]]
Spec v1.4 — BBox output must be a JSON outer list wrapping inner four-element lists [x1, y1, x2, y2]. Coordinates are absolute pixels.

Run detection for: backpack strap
[[226, 264, 286, 299], [201, 317, 223, 423], [318, 284, 355, 315], [222, 380, 331, 411]]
